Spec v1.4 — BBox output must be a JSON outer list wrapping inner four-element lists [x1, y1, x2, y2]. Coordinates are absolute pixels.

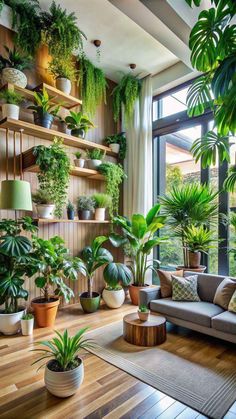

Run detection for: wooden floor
[[0, 302, 235, 419]]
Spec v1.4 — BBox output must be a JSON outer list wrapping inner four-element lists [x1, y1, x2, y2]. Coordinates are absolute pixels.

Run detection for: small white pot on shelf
[[109, 143, 120, 154], [35, 204, 55, 219], [74, 158, 85, 168], [2, 103, 20, 120], [95, 208, 105, 221], [21, 318, 34, 336], [56, 77, 72, 95]]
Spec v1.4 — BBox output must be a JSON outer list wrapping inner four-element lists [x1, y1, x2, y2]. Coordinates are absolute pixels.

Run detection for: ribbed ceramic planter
[[35, 204, 55, 219], [102, 288, 125, 308], [95, 208, 105, 221], [138, 310, 150, 322], [2, 67, 27, 88], [45, 358, 84, 398], [21, 318, 34, 336], [31, 298, 59, 328], [0, 307, 25, 335], [74, 158, 85, 168], [2, 103, 20, 120], [87, 159, 101, 170], [80, 292, 100, 313], [56, 77, 72, 95], [109, 143, 120, 154]]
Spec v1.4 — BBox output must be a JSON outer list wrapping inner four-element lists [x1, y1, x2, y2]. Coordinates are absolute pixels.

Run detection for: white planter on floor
[[102, 288, 125, 308], [74, 158, 85, 168], [87, 159, 102, 170], [21, 318, 34, 336], [109, 143, 120, 154], [2, 103, 20, 120], [35, 204, 55, 219], [45, 358, 84, 398], [0, 307, 26, 335], [56, 78, 71, 95], [2, 67, 27, 88], [95, 208, 105, 221]]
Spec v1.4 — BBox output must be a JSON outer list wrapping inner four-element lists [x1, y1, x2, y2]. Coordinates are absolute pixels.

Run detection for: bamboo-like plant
[[112, 73, 142, 123], [184, 225, 218, 253]]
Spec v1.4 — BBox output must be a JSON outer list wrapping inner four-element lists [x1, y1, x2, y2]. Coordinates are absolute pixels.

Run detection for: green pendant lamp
[[0, 180, 33, 211]]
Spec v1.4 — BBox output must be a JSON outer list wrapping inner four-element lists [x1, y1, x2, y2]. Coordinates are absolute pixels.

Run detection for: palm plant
[[109, 204, 167, 286], [159, 183, 218, 266], [184, 225, 217, 253]]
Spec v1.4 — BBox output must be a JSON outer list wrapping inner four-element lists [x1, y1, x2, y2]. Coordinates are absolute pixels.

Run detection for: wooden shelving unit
[[34, 218, 110, 224]]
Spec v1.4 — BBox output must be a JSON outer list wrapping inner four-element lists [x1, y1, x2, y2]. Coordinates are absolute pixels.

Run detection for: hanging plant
[[78, 55, 107, 117], [41, 1, 86, 58], [112, 73, 142, 123], [33, 137, 71, 218], [97, 163, 126, 219]]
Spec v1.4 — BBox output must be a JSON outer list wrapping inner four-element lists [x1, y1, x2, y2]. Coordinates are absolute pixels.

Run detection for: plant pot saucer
[[176, 265, 206, 273]]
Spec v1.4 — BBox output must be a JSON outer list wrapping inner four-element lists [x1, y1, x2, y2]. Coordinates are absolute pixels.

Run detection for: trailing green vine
[[112, 73, 142, 123], [33, 137, 71, 218], [97, 163, 126, 219]]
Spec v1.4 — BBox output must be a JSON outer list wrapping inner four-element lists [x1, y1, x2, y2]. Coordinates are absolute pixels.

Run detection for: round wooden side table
[[123, 313, 166, 347]]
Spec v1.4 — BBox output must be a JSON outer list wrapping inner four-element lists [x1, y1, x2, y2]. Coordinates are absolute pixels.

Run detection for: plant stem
[[88, 275, 93, 298]]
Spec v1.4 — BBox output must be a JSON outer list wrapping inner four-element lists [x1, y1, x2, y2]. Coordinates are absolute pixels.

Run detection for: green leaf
[[187, 75, 213, 117], [212, 55, 236, 98], [146, 204, 161, 226], [0, 235, 32, 257], [35, 277, 47, 288], [103, 262, 131, 288], [109, 233, 127, 248], [224, 165, 236, 192], [92, 236, 108, 256], [185, 0, 202, 6], [215, 83, 236, 135], [142, 238, 164, 254], [131, 214, 147, 239], [191, 131, 230, 167]]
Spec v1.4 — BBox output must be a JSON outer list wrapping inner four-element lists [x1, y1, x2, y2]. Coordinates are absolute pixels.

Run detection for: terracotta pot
[[188, 251, 201, 268], [45, 357, 84, 398], [31, 297, 59, 327], [129, 284, 149, 306], [138, 310, 150, 322]]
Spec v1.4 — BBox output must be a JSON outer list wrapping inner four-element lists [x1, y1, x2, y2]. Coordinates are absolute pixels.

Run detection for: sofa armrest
[[139, 286, 161, 308]]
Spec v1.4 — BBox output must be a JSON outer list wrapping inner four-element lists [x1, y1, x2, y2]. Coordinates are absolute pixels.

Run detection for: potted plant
[[74, 151, 85, 168], [0, 88, 23, 120], [0, 217, 37, 335], [98, 162, 126, 219], [29, 236, 78, 327], [102, 262, 132, 308], [48, 56, 77, 95], [104, 132, 126, 159], [67, 201, 75, 220], [86, 149, 105, 170], [0, 45, 32, 88], [110, 204, 166, 305], [138, 305, 150, 322], [77, 196, 95, 220], [28, 87, 60, 129], [76, 236, 113, 313], [65, 111, 95, 138], [112, 73, 142, 123], [57, 115, 71, 134], [32, 328, 94, 398], [21, 313, 34, 336], [184, 225, 217, 269], [32, 189, 55, 219], [93, 193, 111, 221]]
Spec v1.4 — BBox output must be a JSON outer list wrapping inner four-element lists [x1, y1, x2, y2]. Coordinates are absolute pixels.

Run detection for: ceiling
[[39, 0, 182, 83]]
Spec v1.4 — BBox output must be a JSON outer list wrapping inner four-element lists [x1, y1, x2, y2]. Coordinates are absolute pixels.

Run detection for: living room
[[0, 0, 235, 418]]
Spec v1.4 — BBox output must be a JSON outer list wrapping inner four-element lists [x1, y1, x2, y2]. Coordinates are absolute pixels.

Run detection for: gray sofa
[[139, 271, 236, 344]]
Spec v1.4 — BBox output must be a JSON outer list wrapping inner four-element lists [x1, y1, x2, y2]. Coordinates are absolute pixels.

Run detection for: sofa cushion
[[212, 311, 236, 335], [184, 271, 226, 302], [172, 275, 200, 302], [150, 299, 224, 328], [229, 290, 236, 313], [213, 278, 236, 309], [157, 269, 183, 298]]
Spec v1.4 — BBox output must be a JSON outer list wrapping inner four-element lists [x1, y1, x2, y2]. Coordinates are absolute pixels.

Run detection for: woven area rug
[[87, 320, 236, 419]]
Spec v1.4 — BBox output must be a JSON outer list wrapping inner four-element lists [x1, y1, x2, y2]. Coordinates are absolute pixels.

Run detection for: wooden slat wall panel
[[0, 26, 122, 306]]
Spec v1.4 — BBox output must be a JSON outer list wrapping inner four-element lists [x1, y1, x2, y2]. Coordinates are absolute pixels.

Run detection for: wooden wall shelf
[[0, 118, 116, 156], [34, 218, 110, 224]]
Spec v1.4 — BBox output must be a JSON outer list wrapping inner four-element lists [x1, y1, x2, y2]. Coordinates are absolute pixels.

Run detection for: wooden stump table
[[123, 313, 166, 347]]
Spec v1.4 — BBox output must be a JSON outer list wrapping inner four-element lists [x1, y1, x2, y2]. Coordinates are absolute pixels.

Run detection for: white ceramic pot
[[2, 67, 27, 88], [2, 103, 20, 120], [0, 307, 26, 335], [87, 159, 102, 170], [56, 77, 72, 95], [138, 310, 150, 322], [21, 318, 34, 336], [102, 288, 125, 309], [74, 158, 85, 168], [36, 204, 55, 219], [109, 143, 120, 154], [95, 208, 105, 221], [45, 358, 84, 398]]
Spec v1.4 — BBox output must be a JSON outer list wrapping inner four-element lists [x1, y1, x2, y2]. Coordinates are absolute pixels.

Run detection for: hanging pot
[[2, 67, 27, 88], [95, 208, 105, 221], [56, 77, 72, 95], [33, 112, 54, 129], [2, 103, 20, 120]]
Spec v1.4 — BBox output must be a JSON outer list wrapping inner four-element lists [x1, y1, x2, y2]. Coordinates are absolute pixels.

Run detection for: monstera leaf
[[191, 131, 230, 167], [215, 84, 236, 135], [212, 55, 236, 98], [187, 75, 213, 117], [224, 166, 236, 192], [0, 235, 32, 257]]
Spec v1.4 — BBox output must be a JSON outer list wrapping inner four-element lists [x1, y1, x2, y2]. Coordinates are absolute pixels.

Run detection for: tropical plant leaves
[[224, 165, 236, 192], [215, 83, 236, 135], [103, 262, 131, 288], [186, 75, 213, 117], [131, 215, 147, 239], [185, 0, 202, 7], [146, 203, 161, 226], [212, 55, 236, 98], [191, 131, 230, 167], [0, 236, 32, 257]]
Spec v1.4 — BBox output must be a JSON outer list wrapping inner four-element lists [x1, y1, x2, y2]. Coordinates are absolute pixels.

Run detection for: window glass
[[161, 87, 188, 118]]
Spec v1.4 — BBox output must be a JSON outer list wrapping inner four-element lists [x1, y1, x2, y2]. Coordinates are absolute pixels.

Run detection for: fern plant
[[112, 73, 142, 123]]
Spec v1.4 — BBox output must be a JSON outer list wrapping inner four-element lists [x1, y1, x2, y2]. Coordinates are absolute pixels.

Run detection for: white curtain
[[123, 75, 153, 218]]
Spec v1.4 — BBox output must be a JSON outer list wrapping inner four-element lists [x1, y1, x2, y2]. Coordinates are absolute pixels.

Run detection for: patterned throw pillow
[[228, 290, 236, 313], [172, 275, 200, 302]]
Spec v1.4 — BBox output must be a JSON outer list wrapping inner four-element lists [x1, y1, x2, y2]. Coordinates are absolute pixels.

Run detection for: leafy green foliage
[[103, 262, 131, 289], [48, 56, 77, 81], [112, 73, 141, 123], [191, 131, 230, 168], [104, 132, 127, 160], [110, 205, 166, 286], [22, 313, 34, 320], [0, 88, 23, 105], [77, 196, 95, 211], [32, 328, 94, 371], [97, 163, 126, 219], [86, 148, 104, 160], [184, 224, 217, 253], [224, 165, 236, 192], [93, 193, 111, 209], [75, 151, 82, 159], [32, 189, 54, 205], [33, 138, 71, 218], [139, 304, 149, 312], [28, 87, 60, 116], [0, 45, 32, 71], [186, 75, 213, 117], [78, 55, 107, 117], [65, 111, 95, 132]]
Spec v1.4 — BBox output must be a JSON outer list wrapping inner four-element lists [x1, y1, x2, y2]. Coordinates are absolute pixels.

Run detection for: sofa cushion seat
[[212, 311, 236, 335], [150, 299, 224, 328]]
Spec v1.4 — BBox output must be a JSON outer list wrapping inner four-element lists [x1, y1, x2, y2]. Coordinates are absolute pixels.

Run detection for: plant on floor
[[112, 73, 142, 123], [0, 45, 32, 71], [32, 189, 54, 205], [48, 56, 77, 81], [65, 111, 95, 138], [97, 163, 126, 219], [33, 137, 71, 218], [185, 0, 236, 190], [104, 132, 126, 160], [0, 89, 23, 105], [77, 55, 107, 117], [86, 149, 105, 161], [159, 183, 218, 267]]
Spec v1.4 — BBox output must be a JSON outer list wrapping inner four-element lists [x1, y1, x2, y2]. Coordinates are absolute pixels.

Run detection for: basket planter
[[21, 318, 34, 336], [0, 307, 26, 335], [2, 103, 20, 120], [129, 284, 149, 306], [109, 143, 120, 154], [56, 77, 72, 95], [33, 112, 54, 129], [102, 288, 125, 308], [35, 204, 55, 219], [95, 208, 105, 221], [45, 357, 84, 398], [138, 309, 150, 322], [31, 297, 59, 328], [80, 292, 100, 313], [87, 159, 101, 170], [2, 67, 27, 88], [74, 158, 85, 168]]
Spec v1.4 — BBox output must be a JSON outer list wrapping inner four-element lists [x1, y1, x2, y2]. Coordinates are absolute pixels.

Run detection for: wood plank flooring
[[0, 302, 235, 419]]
